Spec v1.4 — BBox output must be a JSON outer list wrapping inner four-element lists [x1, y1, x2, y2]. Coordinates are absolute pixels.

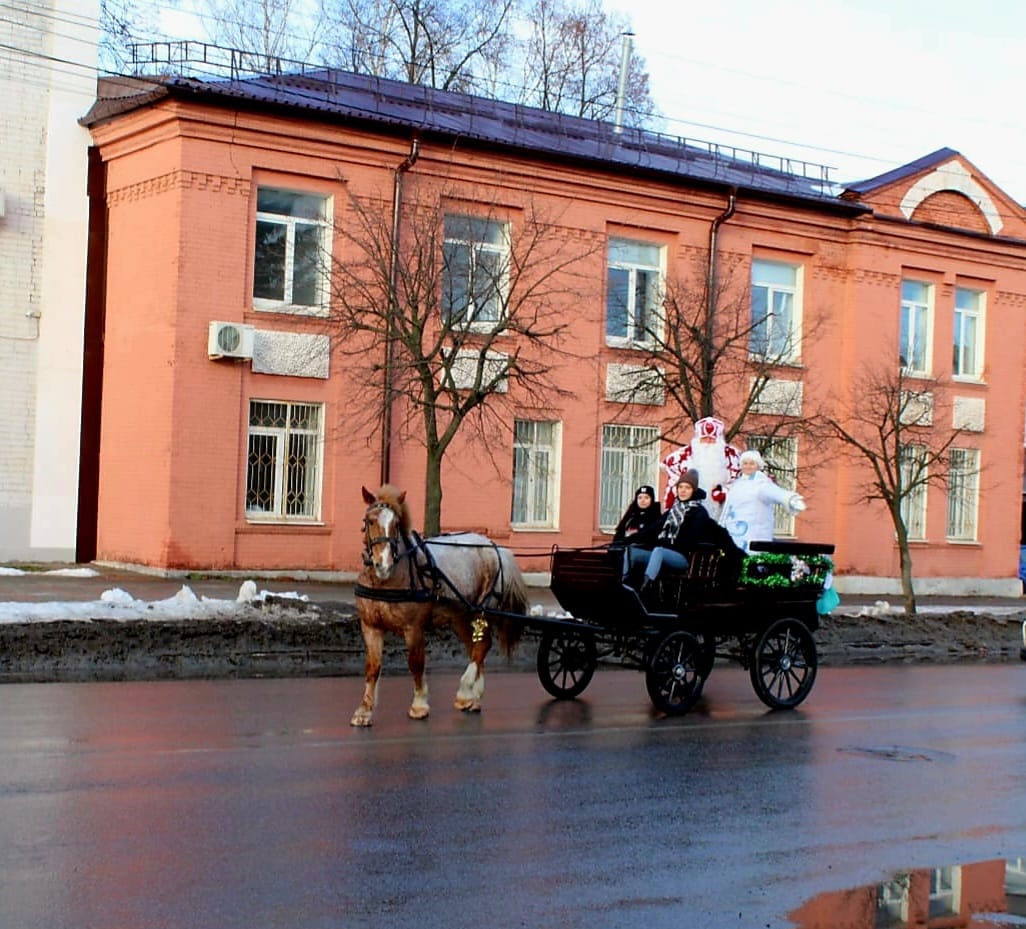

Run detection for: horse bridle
[[362, 501, 403, 570]]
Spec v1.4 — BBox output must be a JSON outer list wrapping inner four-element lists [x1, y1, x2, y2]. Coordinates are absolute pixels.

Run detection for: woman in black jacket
[[612, 484, 662, 548]]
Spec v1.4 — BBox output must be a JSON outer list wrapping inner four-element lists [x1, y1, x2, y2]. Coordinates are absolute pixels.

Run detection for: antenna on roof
[[613, 31, 634, 134]]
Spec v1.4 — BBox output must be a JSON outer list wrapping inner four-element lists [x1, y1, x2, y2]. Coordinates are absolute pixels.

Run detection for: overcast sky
[[605, 0, 1026, 201]]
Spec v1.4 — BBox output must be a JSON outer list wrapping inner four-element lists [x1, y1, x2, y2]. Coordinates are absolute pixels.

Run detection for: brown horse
[[351, 485, 527, 726]]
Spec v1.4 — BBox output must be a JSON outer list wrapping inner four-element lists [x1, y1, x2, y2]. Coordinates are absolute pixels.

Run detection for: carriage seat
[[656, 542, 743, 608]]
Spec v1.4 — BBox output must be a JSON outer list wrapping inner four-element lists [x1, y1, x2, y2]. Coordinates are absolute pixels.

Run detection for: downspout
[[704, 188, 737, 416], [380, 136, 420, 486]]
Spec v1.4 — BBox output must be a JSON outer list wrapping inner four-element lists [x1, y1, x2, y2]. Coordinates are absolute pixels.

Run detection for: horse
[[351, 484, 528, 726]]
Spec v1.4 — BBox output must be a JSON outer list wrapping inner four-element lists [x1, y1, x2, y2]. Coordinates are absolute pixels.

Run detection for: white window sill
[[253, 300, 329, 318]]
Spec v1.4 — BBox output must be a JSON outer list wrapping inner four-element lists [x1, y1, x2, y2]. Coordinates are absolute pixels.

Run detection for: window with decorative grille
[[246, 400, 323, 519]]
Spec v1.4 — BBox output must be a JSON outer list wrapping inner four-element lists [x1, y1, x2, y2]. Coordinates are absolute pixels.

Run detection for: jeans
[[626, 545, 689, 584]]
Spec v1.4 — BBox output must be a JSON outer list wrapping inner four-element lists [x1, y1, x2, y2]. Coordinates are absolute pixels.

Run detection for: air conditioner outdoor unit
[[208, 321, 255, 360]]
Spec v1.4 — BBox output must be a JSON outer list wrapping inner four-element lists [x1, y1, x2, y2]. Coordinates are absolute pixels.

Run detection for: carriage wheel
[[645, 630, 705, 715], [536, 630, 597, 699], [749, 618, 818, 710]]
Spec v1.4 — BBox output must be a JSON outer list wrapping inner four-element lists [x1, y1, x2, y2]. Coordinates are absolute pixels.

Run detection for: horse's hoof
[[350, 710, 373, 727], [454, 699, 481, 713], [408, 705, 430, 720]]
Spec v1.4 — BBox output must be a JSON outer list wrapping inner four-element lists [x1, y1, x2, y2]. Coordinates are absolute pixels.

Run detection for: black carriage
[[529, 539, 835, 715]]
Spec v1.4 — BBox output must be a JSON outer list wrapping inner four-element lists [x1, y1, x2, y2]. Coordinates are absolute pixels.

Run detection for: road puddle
[[789, 856, 1026, 928]]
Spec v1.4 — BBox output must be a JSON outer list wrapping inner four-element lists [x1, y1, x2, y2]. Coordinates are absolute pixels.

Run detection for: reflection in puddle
[[789, 857, 1026, 928]]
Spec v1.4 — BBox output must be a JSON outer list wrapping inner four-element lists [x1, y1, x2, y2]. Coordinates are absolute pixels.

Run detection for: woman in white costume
[[718, 450, 806, 552]]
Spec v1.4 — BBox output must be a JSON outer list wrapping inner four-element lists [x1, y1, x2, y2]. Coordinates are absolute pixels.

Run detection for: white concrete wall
[[0, 0, 97, 561]]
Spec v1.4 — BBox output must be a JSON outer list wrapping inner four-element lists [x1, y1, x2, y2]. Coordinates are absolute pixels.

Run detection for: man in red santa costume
[[661, 416, 741, 519]]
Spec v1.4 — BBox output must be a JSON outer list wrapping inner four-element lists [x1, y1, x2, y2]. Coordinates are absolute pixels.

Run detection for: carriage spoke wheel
[[537, 630, 597, 699], [645, 630, 705, 715], [749, 618, 818, 710]]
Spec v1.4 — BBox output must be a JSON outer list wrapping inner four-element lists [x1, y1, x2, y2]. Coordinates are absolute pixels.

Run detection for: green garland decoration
[[738, 552, 834, 589]]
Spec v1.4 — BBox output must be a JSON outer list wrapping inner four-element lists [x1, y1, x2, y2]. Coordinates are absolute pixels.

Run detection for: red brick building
[[80, 62, 1026, 593]]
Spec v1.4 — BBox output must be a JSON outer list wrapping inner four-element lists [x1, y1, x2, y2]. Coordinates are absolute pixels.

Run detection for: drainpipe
[[380, 136, 420, 486], [703, 189, 736, 418]]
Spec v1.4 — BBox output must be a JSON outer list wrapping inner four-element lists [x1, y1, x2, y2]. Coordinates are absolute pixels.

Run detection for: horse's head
[[361, 485, 410, 580]]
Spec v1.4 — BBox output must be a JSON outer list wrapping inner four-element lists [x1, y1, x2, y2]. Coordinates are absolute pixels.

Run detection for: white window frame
[[599, 424, 660, 530], [246, 400, 324, 521], [876, 875, 910, 927], [928, 866, 960, 919], [745, 434, 798, 536], [750, 258, 802, 363], [946, 447, 979, 541], [953, 286, 985, 379], [442, 214, 510, 329], [900, 279, 933, 376], [899, 443, 928, 541], [252, 187, 331, 315], [512, 420, 561, 529], [605, 237, 663, 347]]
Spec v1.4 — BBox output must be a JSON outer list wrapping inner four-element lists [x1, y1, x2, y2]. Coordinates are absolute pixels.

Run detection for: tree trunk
[[423, 445, 443, 537], [893, 512, 918, 616]]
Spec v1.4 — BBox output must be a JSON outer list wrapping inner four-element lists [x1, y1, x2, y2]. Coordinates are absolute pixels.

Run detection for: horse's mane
[[374, 484, 413, 535]]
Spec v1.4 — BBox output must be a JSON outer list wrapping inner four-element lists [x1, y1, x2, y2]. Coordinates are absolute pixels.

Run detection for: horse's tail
[[494, 547, 527, 658]]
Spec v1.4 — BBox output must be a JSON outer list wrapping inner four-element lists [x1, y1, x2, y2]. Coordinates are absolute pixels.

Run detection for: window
[[606, 238, 662, 345], [900, 280, 932, 375], [599, 425, 659, 529], [946, 448, 979, 540], [899, 444, 928, 541], [875, 874, 909, 928], [246, 400, 323, 520], [953, 287, 984, 378], [253, 188, 330, 312], [442, 214, 509, 327], [927, 866, 960, 919], [512, 420, 560, 528], [751, 259, 801, 362], [745, 434, 798, 536]]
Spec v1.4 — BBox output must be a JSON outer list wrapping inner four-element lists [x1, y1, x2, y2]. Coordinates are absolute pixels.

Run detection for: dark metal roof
[[843, 147, 960, 195], [85, 59, 868, 213]]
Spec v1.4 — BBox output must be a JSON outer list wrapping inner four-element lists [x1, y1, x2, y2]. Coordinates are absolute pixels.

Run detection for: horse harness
[[355, 502, 509, 638]]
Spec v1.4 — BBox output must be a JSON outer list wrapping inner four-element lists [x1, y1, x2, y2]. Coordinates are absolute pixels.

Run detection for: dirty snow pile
[[0, 569, 308, 624]]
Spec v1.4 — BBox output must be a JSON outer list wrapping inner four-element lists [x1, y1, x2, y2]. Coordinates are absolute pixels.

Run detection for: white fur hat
[[739, 449, 765, 469]]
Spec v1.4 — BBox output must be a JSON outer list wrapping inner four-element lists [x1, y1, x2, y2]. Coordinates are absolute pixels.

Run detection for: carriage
[[354, 484, 834, 725], [526, 539, 836, 715]]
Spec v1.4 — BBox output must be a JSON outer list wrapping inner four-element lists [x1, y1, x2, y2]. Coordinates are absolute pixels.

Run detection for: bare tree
[[202, 0, 322, 66], [812, 364, 964, 615], [318, 0, 516, 93], [100, 0, 161, 72], [516, 0, 654, 122], [326, 179, 598, 534], [610, 252, 811, 449]]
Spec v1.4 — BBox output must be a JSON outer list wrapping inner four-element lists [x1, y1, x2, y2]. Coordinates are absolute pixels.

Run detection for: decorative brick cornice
[[852, 268, 900, 288], [108, 170, 250, 204]]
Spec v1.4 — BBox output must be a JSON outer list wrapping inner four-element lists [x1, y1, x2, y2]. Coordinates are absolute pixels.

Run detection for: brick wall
[[0, 0, 96, 561]]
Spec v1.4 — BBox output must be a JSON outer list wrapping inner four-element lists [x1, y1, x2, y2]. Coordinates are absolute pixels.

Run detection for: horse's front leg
[[454, 614, 491, 713], [350, 623, 384, 727], [404, 627, 430, 720]]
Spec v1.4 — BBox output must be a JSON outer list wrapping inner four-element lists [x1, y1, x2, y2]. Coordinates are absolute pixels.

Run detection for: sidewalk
[[0, 563, 1023, 614], [0, 563, 1023, 683]]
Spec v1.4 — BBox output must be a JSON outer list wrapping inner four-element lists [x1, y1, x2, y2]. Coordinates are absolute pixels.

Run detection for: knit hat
[[675, 468, 700, 491], [635, 485, 656, 500]]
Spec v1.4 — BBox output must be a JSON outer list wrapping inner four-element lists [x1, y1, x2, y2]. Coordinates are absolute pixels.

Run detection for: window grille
[[246, 400, 323, 519], [599, 424, 660, 529]]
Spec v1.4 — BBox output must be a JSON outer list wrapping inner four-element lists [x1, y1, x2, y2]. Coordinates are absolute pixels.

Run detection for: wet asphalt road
[[2, 664, 1025, 929]]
